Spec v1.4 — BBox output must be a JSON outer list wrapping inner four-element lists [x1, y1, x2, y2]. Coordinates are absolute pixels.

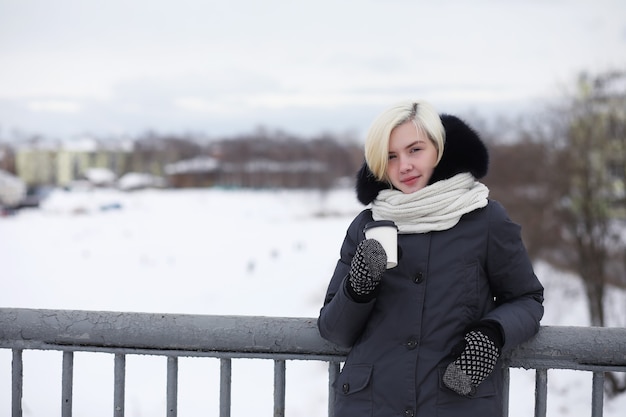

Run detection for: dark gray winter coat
[[317, 115, 544, 417]]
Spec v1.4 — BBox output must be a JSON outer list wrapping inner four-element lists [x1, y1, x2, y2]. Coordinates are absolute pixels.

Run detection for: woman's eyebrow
[[389, 140, 423, 154], [405, 140, 425, 148]]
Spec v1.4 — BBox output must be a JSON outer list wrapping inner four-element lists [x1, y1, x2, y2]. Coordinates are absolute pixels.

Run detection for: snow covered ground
[[1, 187, 625, 416]]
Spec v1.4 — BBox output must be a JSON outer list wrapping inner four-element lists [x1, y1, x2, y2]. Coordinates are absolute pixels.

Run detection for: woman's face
[[386, 121, 438, 194]]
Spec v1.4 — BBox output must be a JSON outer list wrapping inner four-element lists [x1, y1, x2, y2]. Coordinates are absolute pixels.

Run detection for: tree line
[[0, 128, 366, 190]]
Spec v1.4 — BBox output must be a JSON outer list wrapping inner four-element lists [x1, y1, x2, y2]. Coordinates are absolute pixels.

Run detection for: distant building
[[14, 141, 58, 187], [55, 138, 132, 187], [163, 156, 330, 189], [0, 145, 16, 173], [164, 156, 220, 188], [117, 172, 166, 191], [15, 138, 133, 187], [219, 159, 329, 188], [0, 169, 26, 208]]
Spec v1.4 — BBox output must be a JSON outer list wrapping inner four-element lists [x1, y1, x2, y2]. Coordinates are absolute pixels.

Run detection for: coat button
[[414, 271, 424, 283], [404, 408, 415, 417], [406, 339, 418, 350], [342, 383, 350, 394]]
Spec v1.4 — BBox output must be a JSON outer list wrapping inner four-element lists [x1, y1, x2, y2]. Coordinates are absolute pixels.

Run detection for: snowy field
[[1, 187, 625, 416]]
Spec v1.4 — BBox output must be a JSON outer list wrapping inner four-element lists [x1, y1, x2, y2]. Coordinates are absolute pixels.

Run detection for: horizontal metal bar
[[0, 308, 346, 358], [1, 308, 625, 372], [505, 325, 626, 370], [0, 343, 345, 362], [10, 343, 622, 372]]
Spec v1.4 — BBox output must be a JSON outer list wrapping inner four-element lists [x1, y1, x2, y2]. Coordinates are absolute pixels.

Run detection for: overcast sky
[[1, 0, 625, 139]]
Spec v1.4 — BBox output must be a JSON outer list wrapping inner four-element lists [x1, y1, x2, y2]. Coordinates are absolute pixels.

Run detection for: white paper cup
[[364, 220, 398, 269]]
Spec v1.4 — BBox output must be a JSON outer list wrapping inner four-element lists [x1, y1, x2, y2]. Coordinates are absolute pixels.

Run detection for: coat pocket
[[436, 365, 500, 416], [333, 364, 373, 416]]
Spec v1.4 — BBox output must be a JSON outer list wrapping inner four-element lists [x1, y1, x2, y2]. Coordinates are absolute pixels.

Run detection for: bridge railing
[[1, 308, 625, 417]]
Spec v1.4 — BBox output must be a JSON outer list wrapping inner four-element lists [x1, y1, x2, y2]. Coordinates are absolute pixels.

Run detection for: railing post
[[502, 367, 510, 417], [591, 372, 604, 417], [220, 358, 232, 417], [274, 359, 286, 417], [62, 351, 73, 417], [114, 353, 126, 417], [534, 368, 547, 417], [12, 349, 23, 417], [167, 356, 178, 417], [328, 361, 340, 417]]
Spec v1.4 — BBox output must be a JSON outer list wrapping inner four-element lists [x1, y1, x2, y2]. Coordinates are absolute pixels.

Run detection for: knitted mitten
[[443, 328, 502, 396], [346, 239, 387, 301]]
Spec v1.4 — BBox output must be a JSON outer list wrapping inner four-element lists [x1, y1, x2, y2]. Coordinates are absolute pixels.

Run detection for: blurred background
[[0, 0, 624, 138], [1, 0, 626, 416]]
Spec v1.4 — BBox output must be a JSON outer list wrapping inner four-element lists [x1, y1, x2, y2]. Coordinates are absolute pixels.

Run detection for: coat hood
[[356, 114, 489, 205]]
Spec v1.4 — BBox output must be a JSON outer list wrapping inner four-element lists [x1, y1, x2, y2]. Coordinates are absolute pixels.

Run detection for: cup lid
[[364, 220, 398, 231]]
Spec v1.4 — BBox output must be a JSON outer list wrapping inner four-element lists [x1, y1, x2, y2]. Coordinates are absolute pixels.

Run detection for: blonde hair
[[364, 100, 445, 183]]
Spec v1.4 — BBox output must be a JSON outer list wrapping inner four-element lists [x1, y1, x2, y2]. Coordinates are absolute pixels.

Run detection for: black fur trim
[[355, 114, 489, 205], [355, 162, 389, 205], [430, 114, 489, 184]]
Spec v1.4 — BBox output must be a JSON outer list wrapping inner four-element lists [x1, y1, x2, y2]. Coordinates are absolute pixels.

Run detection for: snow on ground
[[1, 188, 625, 416]]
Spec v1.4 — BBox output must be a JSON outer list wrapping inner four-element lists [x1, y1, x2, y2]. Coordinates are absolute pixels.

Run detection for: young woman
[[318, 100, 544, 416]]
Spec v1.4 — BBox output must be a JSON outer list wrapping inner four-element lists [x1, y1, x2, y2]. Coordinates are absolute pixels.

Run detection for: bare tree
[[544, 71, 626, 396], [554, 71, 626, 326], [483, 71, 626, 395]]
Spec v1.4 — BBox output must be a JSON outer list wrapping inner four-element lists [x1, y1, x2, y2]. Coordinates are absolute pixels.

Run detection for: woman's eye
[[410, 147, 421, 153], [388, 154, 397, 160]]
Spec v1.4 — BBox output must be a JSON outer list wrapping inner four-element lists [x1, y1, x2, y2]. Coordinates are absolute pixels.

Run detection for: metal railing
[[1, 308, 625, 417]]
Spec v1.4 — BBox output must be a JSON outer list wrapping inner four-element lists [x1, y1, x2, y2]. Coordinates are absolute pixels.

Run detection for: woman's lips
[[401, 176, 419, 185]]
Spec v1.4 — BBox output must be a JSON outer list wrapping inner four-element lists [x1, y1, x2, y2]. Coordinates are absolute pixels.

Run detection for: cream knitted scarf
[[371, 173, 489, 234]]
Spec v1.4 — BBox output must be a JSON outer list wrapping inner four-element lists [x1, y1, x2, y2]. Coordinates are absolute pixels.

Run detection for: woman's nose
[[400, 156, 412, 173]]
